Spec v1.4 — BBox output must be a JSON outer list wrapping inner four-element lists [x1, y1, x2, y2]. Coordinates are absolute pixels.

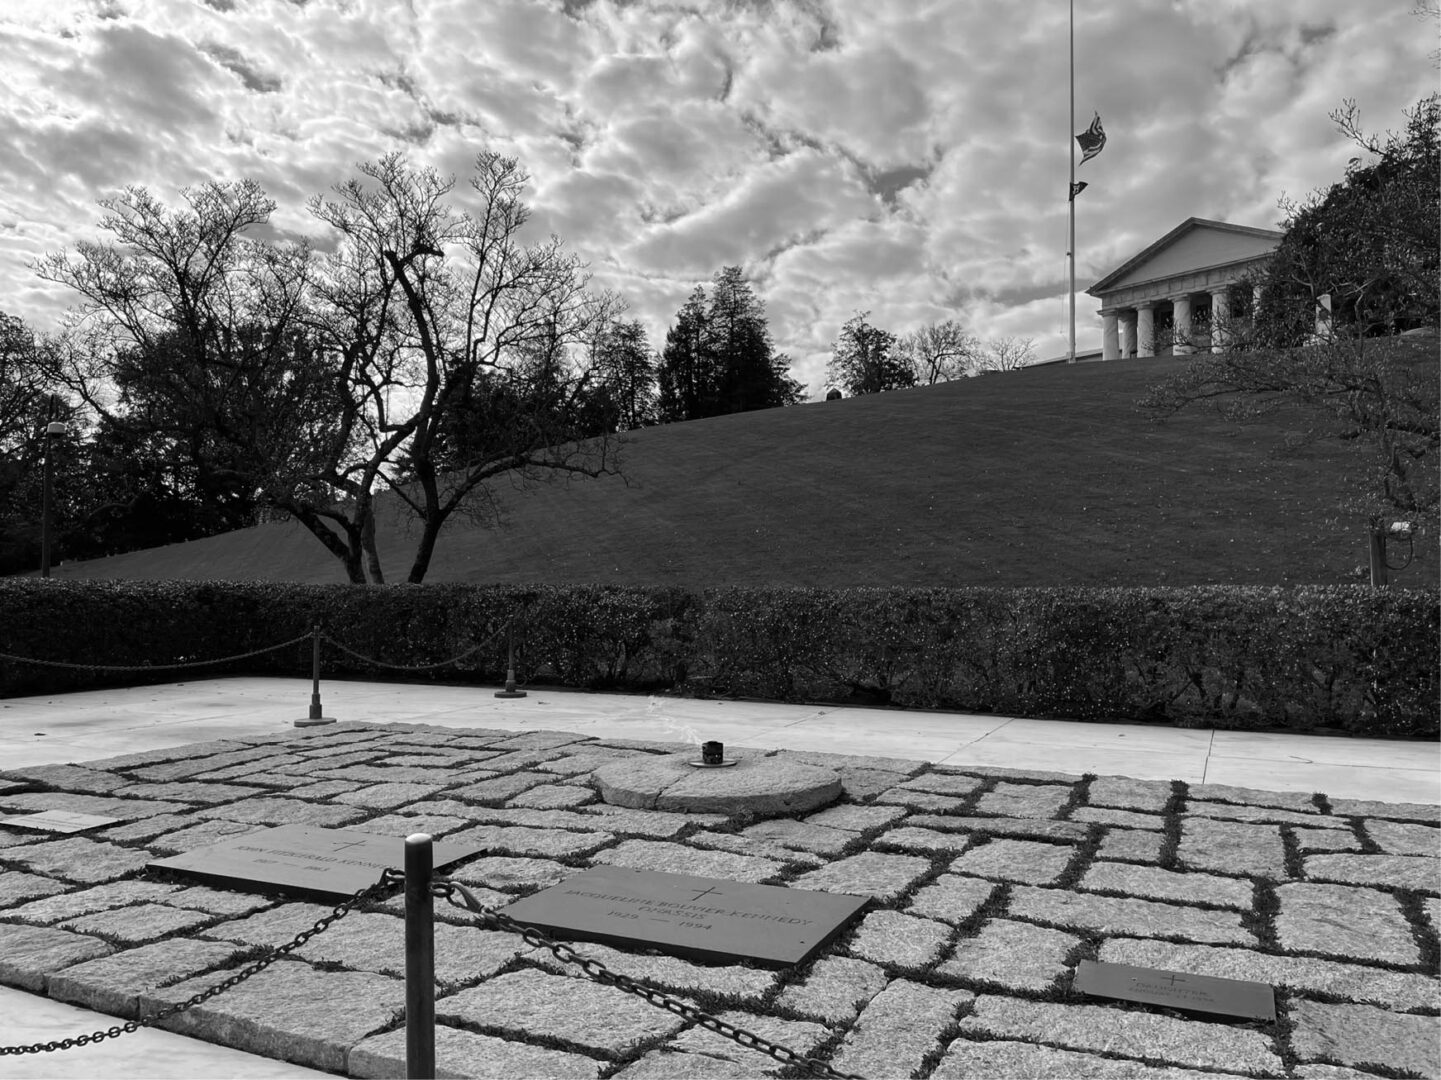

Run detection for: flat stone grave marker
[[147, 824, 485, 902], [1075, 959, 1275, 1021], [500, 864, 868, 968], [0, 810, 120, 834]]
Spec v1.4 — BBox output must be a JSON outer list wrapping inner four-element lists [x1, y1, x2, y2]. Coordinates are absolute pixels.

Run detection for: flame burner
[[690, 740, 738, 768]]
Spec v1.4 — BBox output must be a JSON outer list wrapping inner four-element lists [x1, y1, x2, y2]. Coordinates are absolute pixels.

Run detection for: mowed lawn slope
[[52, 359, 1430, 588]]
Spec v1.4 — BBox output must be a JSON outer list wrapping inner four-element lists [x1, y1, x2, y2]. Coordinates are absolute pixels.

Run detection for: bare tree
[[898, 319, 981, 384], [975, 336, 1037, 373]]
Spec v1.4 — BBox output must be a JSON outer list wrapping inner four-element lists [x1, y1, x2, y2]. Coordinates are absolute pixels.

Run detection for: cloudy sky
[[0, 0, 1434, 397]]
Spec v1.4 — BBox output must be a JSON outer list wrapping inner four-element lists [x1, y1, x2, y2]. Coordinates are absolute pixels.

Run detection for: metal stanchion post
[[295, 625, 336, 727], [405, 833, 436, 1080], [494, 617, 527, 698]]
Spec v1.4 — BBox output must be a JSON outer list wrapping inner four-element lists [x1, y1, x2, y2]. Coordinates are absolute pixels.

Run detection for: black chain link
[[0, 869, 404, 1057], [436, 878, 864, 1080], [320, 621, 510, 672], [0, 632, 314, 674]]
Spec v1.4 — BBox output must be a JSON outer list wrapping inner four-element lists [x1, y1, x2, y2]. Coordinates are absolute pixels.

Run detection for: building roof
[[1087, 217, 1284, 297]]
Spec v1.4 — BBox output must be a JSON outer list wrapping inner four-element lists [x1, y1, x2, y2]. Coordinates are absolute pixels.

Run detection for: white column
[[1173, 295, 1194, 355], [1120, 310, 1138, 357], [1101, 311, 1119, 361], [1210, 288, 1230, 352], [1136, 304, 1156, 358]]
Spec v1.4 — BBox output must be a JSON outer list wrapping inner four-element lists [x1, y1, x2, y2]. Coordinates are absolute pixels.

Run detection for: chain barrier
[[0, 869, 404, 1057], [435, 878, 864, 1080], [320, 619, 511, 672], [0, 632, 314, 674]]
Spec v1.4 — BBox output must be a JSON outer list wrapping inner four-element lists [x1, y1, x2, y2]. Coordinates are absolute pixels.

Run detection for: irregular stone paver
[[448, 771, 555, 804], [194, 798, 365, 827], [47, 938, 241, 1013], [130, 748, 279, 781], [1304, 854, 1439, 893], [950, 838, 1076, 885], [833, 979, 972, 1078], [8, 881, 181, 924], [295, 912, 530, 986], [781, 750, 921, 774], [1086, 777, 1173, 813], [111, 782, 266, 805], [898, 773, 984, 797], [1189, 801, 1349, 828], [0, 871, 69, 906], [790, 852, 931, 900], [1095, 829, 1162, 863], [0, 792, 188, 819], [4, 836, 153, 883], [1291, 999, 1438, 1080], [451, 856, 575, 889], [349, 1025, 602, 1080], [905, 875, 996, 925], [1276, 883, 1419, 964], [846, 910, 951, 968], [144, 819, 269, 853], [1186, 783, 1318, 812], [189, 756, 306, 781], [94, 813, 199, 843], [198, 903, 336, 947], [775, 956, 888, 1022], [838, 767, 914, 800], [1294, 826, 1363, 852], [938, 918, 1080, 991], [1328, 798, 1439, 822], [959, 995, 1281, 1073], [450, 824, 613, 858], [1081, 862, 1253, 909], [345, 812, 471, 839], [533, 940, 776, 1001], [910, 814, 1090, 842], [1070, 807, 1165, 829], [576, 804, 727, 837], [1426, 896, 1441, 935], [162, 885, 273, 916], [741, 819, 853, 854], [801, 803, 907, 832], [1009, 886, 1253, 944], [438, 968, 684, 1053], [592, 839, 782, 882], [490, 730, 594, 751], [2, 764, 128, 792], [510, 784, 595, 809], [1177, 817, 1287, 878], [595, 754, 842, 816], [1099, 937, 1441, 1012], [973, 783, 1072, 818], [278, 780, 365, 799], [0, 923, 114, 991], [959, 767, 1081, 783], [143, 959, 403, 1073], [688, 831, 824, 866], [1363, 818, 1440, 856], [873, 788, 966, 812], [620, 1011, 827, 1078], [330, 782, 445, 809], [933, 1038, 1231, 1079], [876, 826, 976, 854], [536, 750, 647, 776]]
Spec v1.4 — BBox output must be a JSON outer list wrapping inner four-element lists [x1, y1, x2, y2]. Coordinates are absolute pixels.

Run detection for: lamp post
[[39, 420, 68, 579], [1367, 520, 1416, 588]]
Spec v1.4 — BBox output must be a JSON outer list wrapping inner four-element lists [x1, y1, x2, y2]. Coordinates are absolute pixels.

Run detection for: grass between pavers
[[0, 722, 1438, 1080]]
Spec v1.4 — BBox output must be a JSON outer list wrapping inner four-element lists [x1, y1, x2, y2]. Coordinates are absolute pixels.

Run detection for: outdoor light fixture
[[1368, 520, 1417, 587], [39, 421, 70, 579]]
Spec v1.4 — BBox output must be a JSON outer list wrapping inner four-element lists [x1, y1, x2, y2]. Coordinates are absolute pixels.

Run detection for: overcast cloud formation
[[0, 0, 1434, 396]]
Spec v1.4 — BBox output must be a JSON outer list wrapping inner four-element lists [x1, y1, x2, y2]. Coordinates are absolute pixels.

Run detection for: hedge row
[[0, 580, 1435, 737]]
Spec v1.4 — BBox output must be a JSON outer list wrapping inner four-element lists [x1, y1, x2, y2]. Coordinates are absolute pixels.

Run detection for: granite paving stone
[[6, 880, 181, 924], [193, 798, 367, 828], [46, 938, 243, 1014], [0, 871, 69, 906], [932, 1038, 1239, 1079], [2, 764, 129, 793], [509, 784, 597, 809], [1304, 854, 1440, 893], [535, 750, 650, 776], [938, 918, 1081, 991], [1070, 807, 1165, 829], [308, 766, 454, 785], [779, 750, 923, 774], [444, 824, 614, 858], [800, 803, 907, 832], [1275, 883, 1420, 964], [576, 804, 728, 837], [4, 836, 154, 883], [1327, 798, 1440, 822], [1361, 818, 1440, 856], [635, 1011, 827, 1076], [1186, 783, 1319, 812], [1178, 817, 1287, 878], [846, 909, 951, 968], [955, 767, 1081, 783], [1293, 826, 1363, 852], [189, 756, 306, 780], [344, 811, 473, 839], [958, 995, 1281, 1074], [198, 902, 336, 947], [1426, 896, 1441, 935], [1188, 801, 1349, 828], [790, 852, 932, 900], [832, 765, 912, 800], [130, 748, 281, 781], [1086, 777, 1174, 813], [533, 940, 778, 1001], [873, 788, 967, 812], [909, 814, 1091, 842], [95, 813, 214, 843], [685, 830, 825, 866], [451, 856, 579, 889], [1099, 937, 1441, 1012], [897, 773, 985, 798], [950, 838, 1077, 885], [1291, 999, 1439, 1080], [295, 912, 532, 986], [832, 979, 973, 1078], [276, 780, 365, 799], [437, 968, 685, 1054], [142, 959, 405, 1074], [348, 1025, 603, 1080], [447, 772, 556, 804], [1081, 862, 1254, 909], [330, 781, 447, 809], [973, 783, 1073, 818], [143, 819, 269, 853], [591, 839, 783, 882], [775, 956, 889, 1022], [488, 731, 595, 750], [0, 791, 190, 819], [0, 923, 114, 991], [162, 885, 275, 916], [904, 874, 996, 925], [111, 782, 268, 805], [875, 825, 978, 854], [1009, 886, 1253, 944], [740, 818, 854, 854]]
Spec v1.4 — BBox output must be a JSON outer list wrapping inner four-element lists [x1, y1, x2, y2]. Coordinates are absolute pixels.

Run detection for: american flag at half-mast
[[1076, 112, 1106, 164]]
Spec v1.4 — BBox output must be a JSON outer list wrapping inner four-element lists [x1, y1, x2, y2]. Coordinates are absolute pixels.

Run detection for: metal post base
[[294, 715, 338, 727]]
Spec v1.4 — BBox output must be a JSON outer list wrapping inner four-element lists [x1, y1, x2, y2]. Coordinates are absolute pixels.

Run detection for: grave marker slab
[[1075, 959, 1275, 1021], [0, 810, 120, 834], [146, 824, 484, 901], [500, 864, 868, 968]]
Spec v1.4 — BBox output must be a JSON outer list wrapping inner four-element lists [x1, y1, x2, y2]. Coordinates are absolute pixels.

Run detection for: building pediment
[[1088, 218, 1282, 299]]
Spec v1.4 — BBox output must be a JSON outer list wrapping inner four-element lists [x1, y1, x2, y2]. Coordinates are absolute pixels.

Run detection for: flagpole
[[1068, 0, 1076, 363]]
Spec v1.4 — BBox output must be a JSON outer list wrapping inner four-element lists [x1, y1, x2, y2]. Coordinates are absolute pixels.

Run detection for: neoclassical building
[[1088, 218, 1283, 359]]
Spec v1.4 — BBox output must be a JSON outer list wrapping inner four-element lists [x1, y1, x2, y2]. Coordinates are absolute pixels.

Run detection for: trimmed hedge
[[0, 580, 1435, 737]]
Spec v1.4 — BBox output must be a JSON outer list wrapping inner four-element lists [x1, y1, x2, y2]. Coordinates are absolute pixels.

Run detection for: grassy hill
[[50, 358, 1434, 588]]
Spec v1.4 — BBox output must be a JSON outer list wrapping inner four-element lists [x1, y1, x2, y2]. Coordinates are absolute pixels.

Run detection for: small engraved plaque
[[500, 864, 869, 969], [1075, 959, 1275, 1021], [0, 810, 120, 834], [147, 824, 484, 901]]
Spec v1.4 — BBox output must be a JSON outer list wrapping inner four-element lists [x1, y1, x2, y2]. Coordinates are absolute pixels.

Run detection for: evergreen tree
[[595, 319, 657, 430], [657, 287, 712, 422]]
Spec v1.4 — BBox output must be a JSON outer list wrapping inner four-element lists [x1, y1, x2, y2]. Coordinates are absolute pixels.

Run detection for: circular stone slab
[[592, 753, 842, 818]]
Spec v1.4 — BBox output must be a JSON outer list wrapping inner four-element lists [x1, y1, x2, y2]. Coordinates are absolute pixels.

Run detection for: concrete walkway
[[0, 678, 1437, 1078]]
